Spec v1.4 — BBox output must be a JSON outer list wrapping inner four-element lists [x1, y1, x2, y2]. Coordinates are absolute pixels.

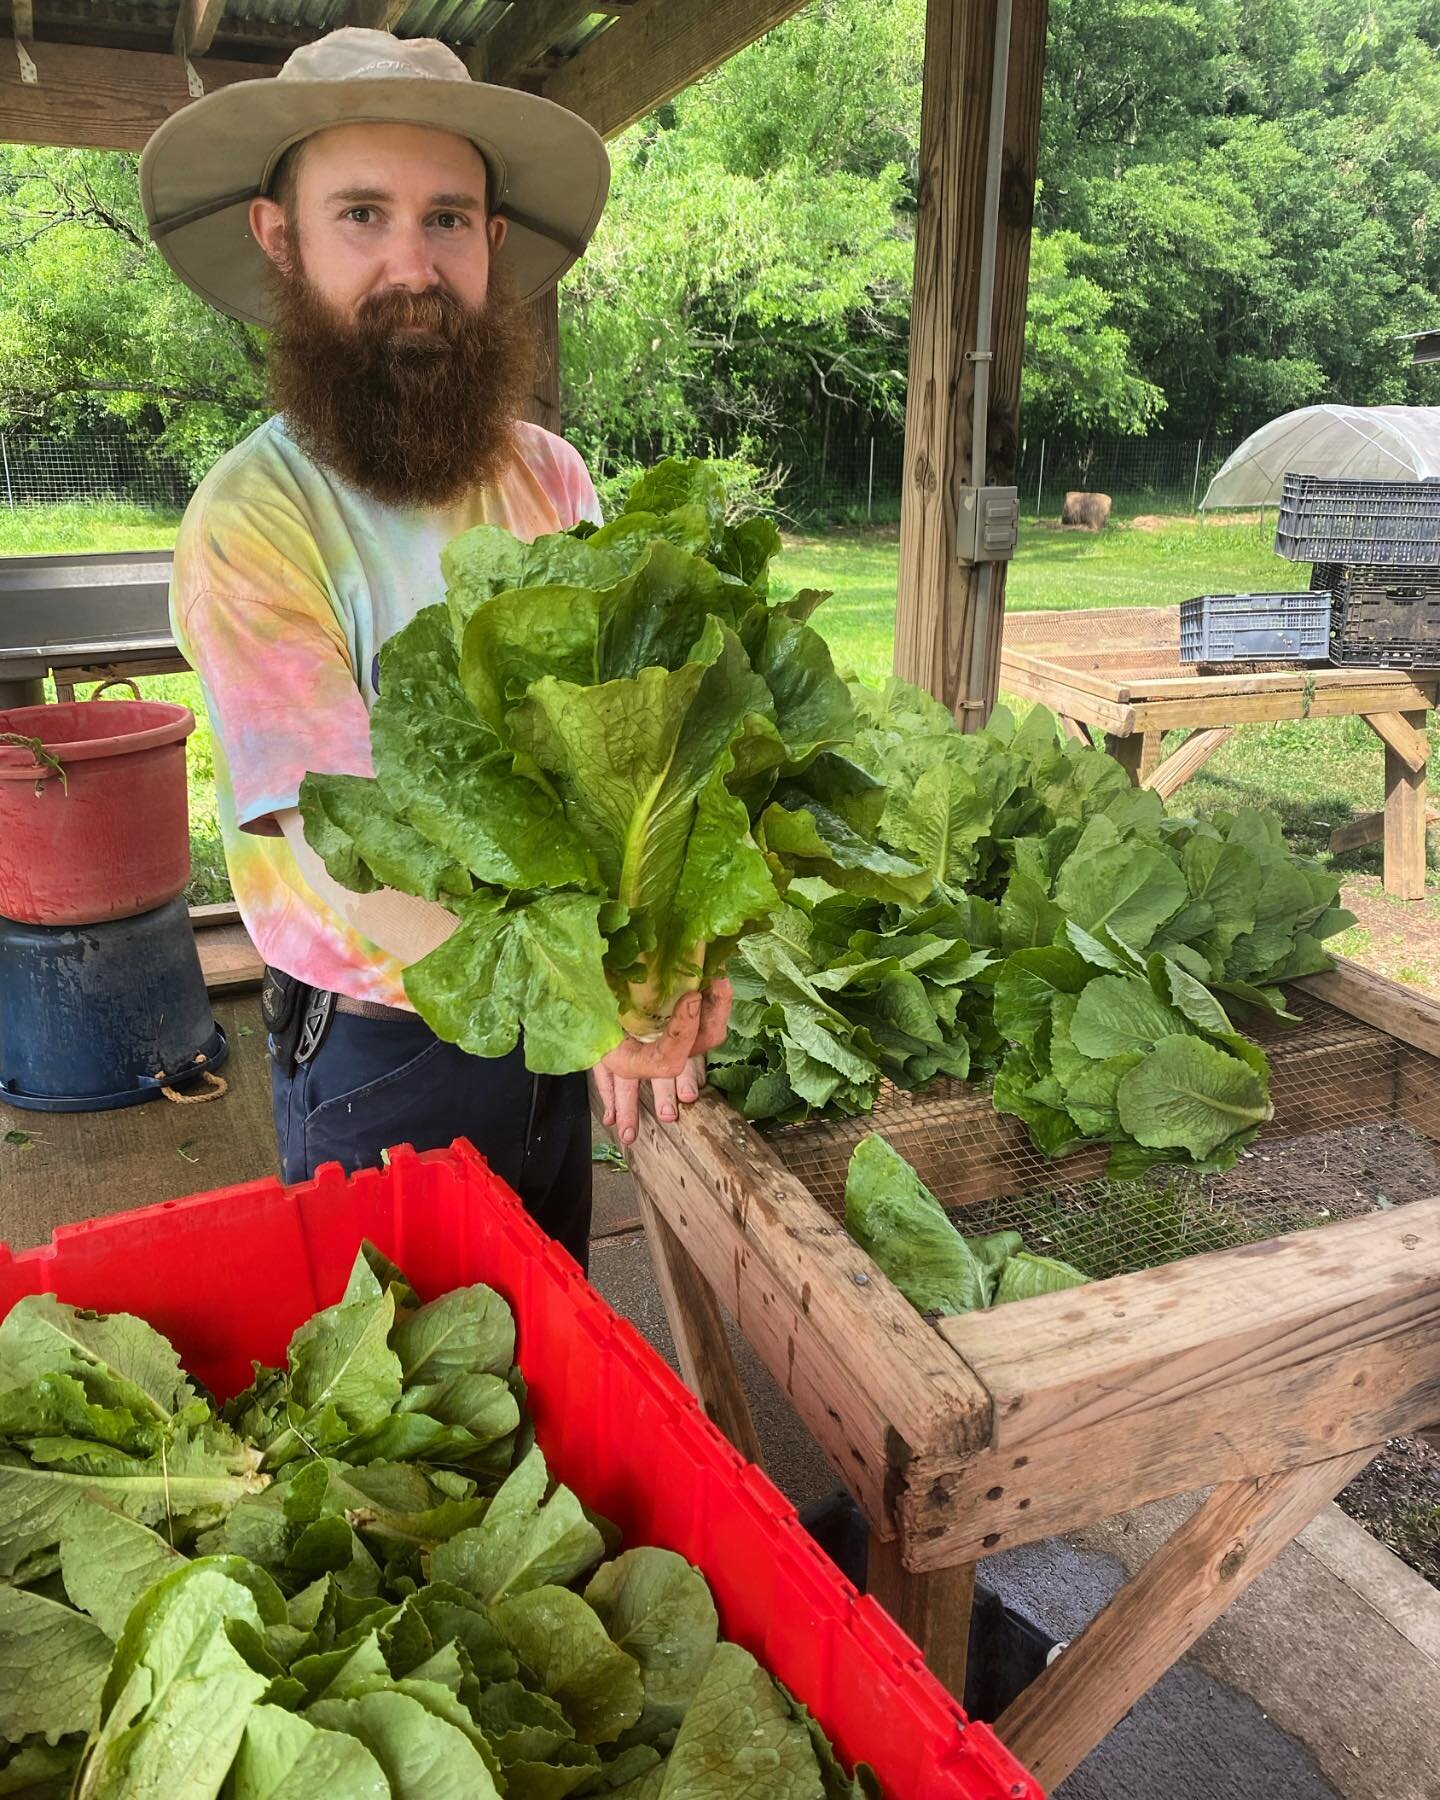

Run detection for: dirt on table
[[1336, 1436, 1440, 1588]]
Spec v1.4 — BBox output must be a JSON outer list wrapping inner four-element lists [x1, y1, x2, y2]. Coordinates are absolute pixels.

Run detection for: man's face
[[252, 121, 506, 322], [246, 122, 535, 509]]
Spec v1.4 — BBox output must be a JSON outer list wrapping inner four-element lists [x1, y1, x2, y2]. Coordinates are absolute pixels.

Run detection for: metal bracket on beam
[[13, 0, 36, 84]]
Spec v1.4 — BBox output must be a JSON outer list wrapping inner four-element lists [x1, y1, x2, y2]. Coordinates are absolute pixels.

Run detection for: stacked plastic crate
[[1280, 475, 1440, 668], [1179, 475, 1440, 667]]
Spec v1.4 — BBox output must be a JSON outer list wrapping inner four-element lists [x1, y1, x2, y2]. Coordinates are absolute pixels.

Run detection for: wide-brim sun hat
[[139, 27, 610, 327]]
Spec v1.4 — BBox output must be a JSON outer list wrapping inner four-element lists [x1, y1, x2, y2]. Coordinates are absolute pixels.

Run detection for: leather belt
[[333, 994, 414, 1022]]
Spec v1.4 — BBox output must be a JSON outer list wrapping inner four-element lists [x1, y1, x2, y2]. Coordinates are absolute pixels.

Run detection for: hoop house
[[1202, 404, 1440, 507]]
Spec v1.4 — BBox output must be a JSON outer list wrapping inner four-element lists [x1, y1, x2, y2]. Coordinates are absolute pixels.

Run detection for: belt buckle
[[294, 988, 337, 1065]]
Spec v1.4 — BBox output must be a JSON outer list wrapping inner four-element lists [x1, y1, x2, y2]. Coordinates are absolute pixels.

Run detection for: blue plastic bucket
[[0, 896, 227, 1112]]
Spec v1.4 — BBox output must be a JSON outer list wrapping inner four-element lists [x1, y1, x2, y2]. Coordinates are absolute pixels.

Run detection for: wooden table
[[1000, 607, 1438, 898], [609, 960, 1440, 1792]]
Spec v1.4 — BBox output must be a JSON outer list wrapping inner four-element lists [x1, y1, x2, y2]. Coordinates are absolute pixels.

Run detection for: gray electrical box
[[956, 485, 1020, 562]]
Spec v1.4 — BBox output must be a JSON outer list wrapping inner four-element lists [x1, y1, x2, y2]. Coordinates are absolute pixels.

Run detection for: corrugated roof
[[18, 2, 530, 55]]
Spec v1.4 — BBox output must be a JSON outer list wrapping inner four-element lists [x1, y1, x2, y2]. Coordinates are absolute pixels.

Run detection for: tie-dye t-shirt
[[170, 414, 601, 1005]]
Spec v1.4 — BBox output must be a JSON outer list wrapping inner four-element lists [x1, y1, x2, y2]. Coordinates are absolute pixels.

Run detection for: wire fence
[[0, 436, 192, 511], [0, 428, 1260, 524]]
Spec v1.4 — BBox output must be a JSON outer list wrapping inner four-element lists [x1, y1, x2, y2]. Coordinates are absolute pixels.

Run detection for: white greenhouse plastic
[[1202, 405, 1440, 508]]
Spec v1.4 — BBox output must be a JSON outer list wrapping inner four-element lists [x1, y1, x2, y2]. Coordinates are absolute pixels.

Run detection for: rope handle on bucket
[[88, 678, 142, 702], [157, 1053, 228, 1106]]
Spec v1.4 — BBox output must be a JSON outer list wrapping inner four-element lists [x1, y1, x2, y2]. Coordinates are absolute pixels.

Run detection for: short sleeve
[[171, 491, 373, 832]]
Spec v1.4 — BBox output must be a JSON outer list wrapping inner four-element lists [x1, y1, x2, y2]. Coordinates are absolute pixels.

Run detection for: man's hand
[[593, 979, 733, 1147]]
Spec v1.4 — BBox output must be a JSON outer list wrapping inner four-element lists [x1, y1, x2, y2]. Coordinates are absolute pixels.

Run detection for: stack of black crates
[[1278, 474, 1440, 668]]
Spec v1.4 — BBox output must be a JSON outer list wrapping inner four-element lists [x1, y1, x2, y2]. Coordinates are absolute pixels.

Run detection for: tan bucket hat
[[139, 27, 610, 327]]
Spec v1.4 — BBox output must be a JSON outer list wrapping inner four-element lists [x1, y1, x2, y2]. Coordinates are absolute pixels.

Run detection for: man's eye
[[347, 207, 373, 223], [435, 213, 464, 229]]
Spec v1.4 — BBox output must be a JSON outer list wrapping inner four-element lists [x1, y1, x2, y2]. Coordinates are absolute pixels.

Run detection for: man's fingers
[[605, 993, 702, 1080], [650, 1076, 678, 1123], [676, 1054, 706, 1105], [593, 1062, 616, 1126], [612, 1074, 641, 1145]]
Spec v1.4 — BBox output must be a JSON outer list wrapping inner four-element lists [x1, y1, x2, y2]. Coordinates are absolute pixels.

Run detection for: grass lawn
[[7, 503, 1436, 918]]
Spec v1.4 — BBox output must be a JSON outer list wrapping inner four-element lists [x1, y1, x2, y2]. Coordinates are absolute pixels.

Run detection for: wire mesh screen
[[0, 438, 193, 510], [761, 991, 1440, 1283]]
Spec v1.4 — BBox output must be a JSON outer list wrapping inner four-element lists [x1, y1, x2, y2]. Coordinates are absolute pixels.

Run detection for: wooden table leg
[[1058, 714, 1093, 747], [994, 1443, 1375, 1792], [633, 1179, 765, 1466], [1103, 732, 1146, 785], [867, 1530, 975, 1703], [1372, 708, 1430, 900], [1143, 725, 1232, 801]]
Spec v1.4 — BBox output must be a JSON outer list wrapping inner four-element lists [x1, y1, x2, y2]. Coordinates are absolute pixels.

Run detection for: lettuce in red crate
[[0, 1241, 879, 1798]]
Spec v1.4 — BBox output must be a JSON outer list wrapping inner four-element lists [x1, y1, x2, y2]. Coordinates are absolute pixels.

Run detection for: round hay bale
[[1061, 491, 1112, 531]]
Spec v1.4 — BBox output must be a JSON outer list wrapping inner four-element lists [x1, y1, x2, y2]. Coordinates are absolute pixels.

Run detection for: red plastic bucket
[[0, 694, 195, 925]]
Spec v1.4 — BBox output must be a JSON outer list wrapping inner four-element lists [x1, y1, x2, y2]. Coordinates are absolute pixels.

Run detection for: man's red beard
[[262, 242, 538, 509]]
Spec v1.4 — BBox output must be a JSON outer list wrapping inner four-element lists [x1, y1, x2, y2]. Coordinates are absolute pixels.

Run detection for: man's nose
[[381, 222, 441, 290]]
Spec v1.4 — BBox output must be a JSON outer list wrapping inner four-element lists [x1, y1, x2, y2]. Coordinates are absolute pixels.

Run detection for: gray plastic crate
[[1179, 591, 1333, 664], [1276, 473, 1440, 565]]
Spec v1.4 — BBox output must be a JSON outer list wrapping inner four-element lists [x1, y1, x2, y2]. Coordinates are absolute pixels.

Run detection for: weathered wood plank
[[1057, 713, 1093, 746], [542, 0, 810, 139], [1143, 725, 1232, 800], [485, 1, 598, 82], [902, 1198, 1440, 1564], [1294, 957, 1440, 1059], [0, 39, 264, 152], [996, 664, 1136, 733], [522, 288, 562, 434], [867, 1534, 975, 1702], [994, 1446, 1376, 1791], [891, 0, 1049, 725], [620, 1089, 991, 1529], [1104, 732, 1146, 783], [632, 1180, 765, 1464], [1363, 709, 1431, 774], [172, 0, 229, 56], [1383, 707, 1430, 901]]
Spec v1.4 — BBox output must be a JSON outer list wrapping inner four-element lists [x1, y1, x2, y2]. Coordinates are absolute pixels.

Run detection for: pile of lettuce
[[715, 680, 1353, 1174], [844, 1135, 1088, 1316], [299, 461, 925, 1071], [0, 1246, 875, 1799]]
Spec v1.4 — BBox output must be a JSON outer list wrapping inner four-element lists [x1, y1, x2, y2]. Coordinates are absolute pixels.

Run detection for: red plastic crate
[[0, 1140, 1041, 1800]]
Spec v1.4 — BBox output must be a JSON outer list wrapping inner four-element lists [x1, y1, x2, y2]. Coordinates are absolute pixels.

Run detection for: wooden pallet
[[610, 957, 1440, 1791]]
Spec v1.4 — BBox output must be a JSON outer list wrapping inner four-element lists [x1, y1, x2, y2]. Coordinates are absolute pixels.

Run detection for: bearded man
[[140, 29, 729, 1267]]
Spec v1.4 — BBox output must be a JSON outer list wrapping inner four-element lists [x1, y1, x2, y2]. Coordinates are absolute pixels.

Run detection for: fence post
[[1034, 436, 1046, 521], [0, 436, 13, 510], [867, 437, 875, 521], [1190, 436, 1204, 513]]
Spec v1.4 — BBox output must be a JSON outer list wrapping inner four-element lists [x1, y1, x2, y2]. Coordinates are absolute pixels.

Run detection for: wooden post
[[866, 1534, 976, 1703], [1104, 731, 1146, 784], [1369, 707, 1430, 900], [892, 0, 1048, 728], [523, 287, 563, 435], [633, 1183, 765, 1465], [995, 1444, 1376, 1791]]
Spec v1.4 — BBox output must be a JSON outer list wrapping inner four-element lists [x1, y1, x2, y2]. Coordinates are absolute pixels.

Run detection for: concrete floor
[[6, 1006, 1438, 1800]]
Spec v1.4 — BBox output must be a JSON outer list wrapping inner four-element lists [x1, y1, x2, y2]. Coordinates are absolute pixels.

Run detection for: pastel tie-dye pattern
[[170, 413, 601, 1005]]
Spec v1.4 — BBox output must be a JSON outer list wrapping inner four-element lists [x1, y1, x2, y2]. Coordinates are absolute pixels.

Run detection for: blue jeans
[[270, 1008, 593, 1270]]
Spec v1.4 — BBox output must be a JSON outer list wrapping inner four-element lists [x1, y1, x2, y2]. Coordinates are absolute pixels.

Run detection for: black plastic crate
[[1276, 474, 1440, 565], [1179, 591, 1332, 664], [1315, 562, 1440, 668]]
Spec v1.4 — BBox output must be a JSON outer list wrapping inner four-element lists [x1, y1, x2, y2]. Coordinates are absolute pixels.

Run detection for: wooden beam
[[892, 0, 1048, 727], [1362, 709, 1430, 775], [632, 1179, 765, 1464], [343, 1, 415, 27], [1103, 731, 1146, 783], [521, 288, 562, 435], [0, 39, 264, 152], [171, 0, 229, 58], [1142, 725, 1232, 800], [867, 1535, 975, 1703], [995, 1446, 1376, 1792], [540, 0, 811, 139], [484, 1, 598, 84], [1382, 707, 1430, 901], [1295, 956, 1440, 1060], [907, 1194, 1440, 1565], [1328, 804, 1439, 855]]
